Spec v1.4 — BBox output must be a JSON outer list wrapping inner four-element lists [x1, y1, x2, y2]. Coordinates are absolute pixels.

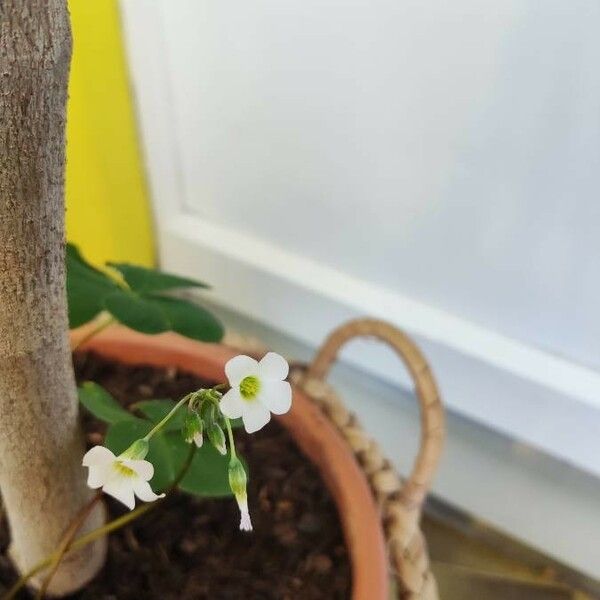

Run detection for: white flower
[[82, 446, 165, 510], [220, 352, 292, 433]]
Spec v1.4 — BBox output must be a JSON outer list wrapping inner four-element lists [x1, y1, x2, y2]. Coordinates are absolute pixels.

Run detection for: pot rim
[[73, 325, 389, 600]]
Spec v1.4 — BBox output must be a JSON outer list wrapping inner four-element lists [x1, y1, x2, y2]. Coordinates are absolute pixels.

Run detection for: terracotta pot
[[73, 326, 389, 599]]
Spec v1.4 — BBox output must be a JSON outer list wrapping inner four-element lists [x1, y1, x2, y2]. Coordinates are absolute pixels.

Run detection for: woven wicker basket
[[286, 318, 445, 600]]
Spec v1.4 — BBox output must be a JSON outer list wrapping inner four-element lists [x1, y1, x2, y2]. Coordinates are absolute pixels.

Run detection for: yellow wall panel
[[66, 0, 155, 267]]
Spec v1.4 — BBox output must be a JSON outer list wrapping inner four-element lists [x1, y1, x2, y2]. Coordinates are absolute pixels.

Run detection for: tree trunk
[[0, 1, 106, 594]]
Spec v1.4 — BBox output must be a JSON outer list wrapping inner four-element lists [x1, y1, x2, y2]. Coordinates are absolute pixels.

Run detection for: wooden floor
[[422, 497, 599, 600]]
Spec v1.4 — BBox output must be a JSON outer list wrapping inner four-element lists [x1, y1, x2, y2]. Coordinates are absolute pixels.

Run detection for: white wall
[[121, 1, 600, 474]]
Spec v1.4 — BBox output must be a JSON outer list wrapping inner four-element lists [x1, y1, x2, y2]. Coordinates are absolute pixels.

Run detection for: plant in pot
[[2, 238, 390, 598], [61, 245, 388, 599], [0, 2, 389, 598], [2, 228, 391, 599]]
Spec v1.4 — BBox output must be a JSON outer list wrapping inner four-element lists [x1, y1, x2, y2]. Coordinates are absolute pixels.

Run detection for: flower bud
[[207, 422, 227, 455], [182, 411, 204, 447], [228, 456, 247, 497], [228, 456, 252, 531], [119, 438, 150, 460]]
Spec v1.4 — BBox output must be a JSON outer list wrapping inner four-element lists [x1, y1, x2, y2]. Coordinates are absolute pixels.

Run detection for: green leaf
[[67, 244, 119, 328], [78, 382, 136, 424], [146, 431, 179, 491], [167, 433, 237, 497], [67, 243, 222, 345], [104, 418, 152, 455], [108, 263, 209, 294], [147, 296, 224, 343], [105, 420, 176, 491], [131, 399, 185, 432], [104, 290, 169, 334]]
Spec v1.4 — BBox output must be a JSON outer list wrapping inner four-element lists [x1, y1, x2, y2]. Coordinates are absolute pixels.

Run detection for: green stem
[[147, 385, 224, 442], [3, 446, 196, 600], [224, 417, 236, 459], [143, 393, 192, 441]]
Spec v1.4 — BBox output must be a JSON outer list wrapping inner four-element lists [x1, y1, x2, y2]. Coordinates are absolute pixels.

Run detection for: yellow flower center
[[114, 462, 136, 478], [239, 375, 261, 400]]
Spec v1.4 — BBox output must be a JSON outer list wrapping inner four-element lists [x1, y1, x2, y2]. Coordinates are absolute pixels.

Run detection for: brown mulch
[[0, 352, 351, 599]]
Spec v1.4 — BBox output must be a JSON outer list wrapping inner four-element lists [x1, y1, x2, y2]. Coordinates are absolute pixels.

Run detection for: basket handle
[[306, 318, 444, 510]]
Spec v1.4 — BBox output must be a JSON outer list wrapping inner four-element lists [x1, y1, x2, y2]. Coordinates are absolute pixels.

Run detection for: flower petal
[[236, 495, 253, 532], [240, 510, 253, 532], [259, 381, 292, 415], [86, 464, 111, 489], [220, 389, 244, 419], [82, 445, 116, 467], [225, 355, 258, 386], [258, 352, 289, 381], [121, 459, 154, 482], [242, 401, 271, 434], [133, 479, 165, 503], [102, 477, 136, 510]]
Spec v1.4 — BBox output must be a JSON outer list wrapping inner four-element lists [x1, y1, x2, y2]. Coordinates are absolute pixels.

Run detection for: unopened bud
[[228, 456, 252, 531], [228, 456, 247, 496], [207, 422, 227, 455], [182, 411, 204, 447]]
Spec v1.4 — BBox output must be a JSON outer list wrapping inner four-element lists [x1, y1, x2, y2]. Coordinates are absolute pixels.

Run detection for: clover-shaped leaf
[[67, 243, 223, 343]]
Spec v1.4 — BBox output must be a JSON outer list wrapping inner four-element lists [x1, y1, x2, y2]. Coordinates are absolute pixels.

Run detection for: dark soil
[[0, 352, 351, 599]]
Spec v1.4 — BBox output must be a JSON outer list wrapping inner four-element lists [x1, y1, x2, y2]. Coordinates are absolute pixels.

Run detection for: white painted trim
[[158, 213, 600, 477], [119, 1, 600, 476], [170, 216, 600, 410]]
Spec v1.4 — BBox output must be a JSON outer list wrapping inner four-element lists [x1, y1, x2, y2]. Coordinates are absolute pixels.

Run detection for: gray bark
[[0, 1, 106, 594]]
